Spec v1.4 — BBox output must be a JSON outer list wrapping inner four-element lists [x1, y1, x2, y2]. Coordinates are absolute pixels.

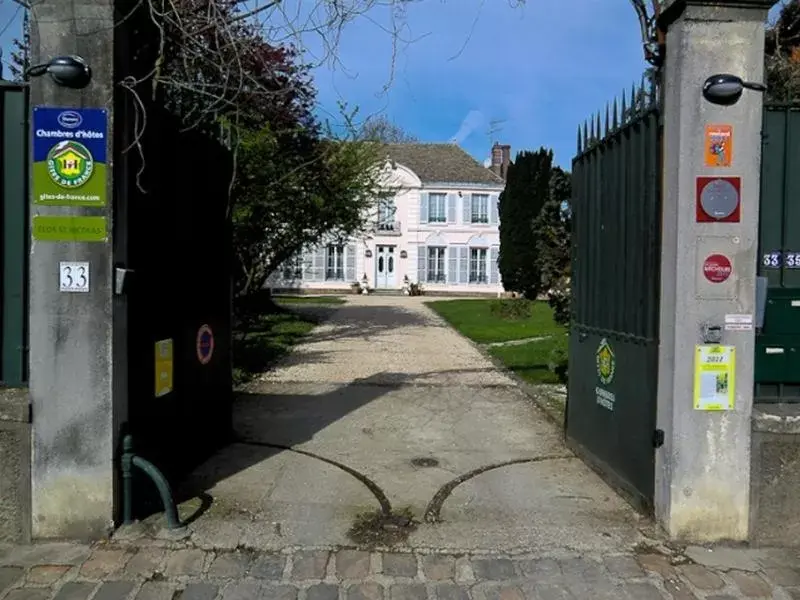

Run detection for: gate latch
[[114, 267, 134, 295], [652, 429, 665, 448]]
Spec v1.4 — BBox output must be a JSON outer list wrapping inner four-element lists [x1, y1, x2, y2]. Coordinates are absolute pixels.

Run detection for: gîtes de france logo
[[46, 140, 94, 189], [57, 110, 83, 129], [596, 338, 616, 386]]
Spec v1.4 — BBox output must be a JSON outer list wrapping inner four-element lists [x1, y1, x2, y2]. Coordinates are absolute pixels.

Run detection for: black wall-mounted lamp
[[702, 73, 766, 106], [26, 55, 92, 89]]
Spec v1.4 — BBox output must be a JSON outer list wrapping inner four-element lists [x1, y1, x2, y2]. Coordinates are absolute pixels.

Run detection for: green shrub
[[548, 344, 568, 383], [489, 298, 532, 320]]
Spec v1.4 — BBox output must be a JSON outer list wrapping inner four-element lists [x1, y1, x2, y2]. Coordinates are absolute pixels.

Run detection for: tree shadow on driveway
[[286, 300, 448, 344], [170, 362, 510, 527], [137, 300, 512, 529]]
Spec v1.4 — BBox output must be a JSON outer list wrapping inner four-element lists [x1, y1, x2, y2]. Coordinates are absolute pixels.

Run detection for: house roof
[[384, 143, 503, 186]]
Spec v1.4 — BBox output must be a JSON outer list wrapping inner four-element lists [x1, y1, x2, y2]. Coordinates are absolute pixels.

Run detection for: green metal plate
[[762, 288, 800, 335]]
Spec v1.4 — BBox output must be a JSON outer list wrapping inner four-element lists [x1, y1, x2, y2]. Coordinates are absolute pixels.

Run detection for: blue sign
[[786, 252, 800, 269], [763, 252, 782, 269], [32, 106, 108, 207], [762, 251, 800, 269]]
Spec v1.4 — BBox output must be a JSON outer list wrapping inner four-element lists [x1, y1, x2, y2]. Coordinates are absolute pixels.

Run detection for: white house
[[267, 142, 510, 296]]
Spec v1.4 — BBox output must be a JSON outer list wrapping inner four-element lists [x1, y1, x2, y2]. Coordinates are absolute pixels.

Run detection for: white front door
[[375, 245, 397, 288]]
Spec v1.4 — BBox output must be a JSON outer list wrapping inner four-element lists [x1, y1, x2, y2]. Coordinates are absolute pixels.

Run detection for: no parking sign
[[196, 324, 215, 365]]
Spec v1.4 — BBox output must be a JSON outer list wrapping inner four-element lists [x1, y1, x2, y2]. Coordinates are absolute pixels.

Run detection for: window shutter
[[447, 193, 457, 223], [345, 244, 356, 282], [417, 246, 427, 283], [490, 247, 499, 284], [302, 248, 315, 281], [447, 246, 458, 283], [459, 246, 469, 284], [463, 194, 471, 224], [489, 194, 499, 225], [420, 193, 429, 224], [314, 246, 326, 281]]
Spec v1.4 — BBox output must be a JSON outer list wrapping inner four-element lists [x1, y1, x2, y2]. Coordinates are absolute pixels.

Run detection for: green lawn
[[427, 298, 568, 385], [273, 295, 346, 305], [232, 309, 318, 385], [489, 335, 568, 385], [426, 299, 564, 344]]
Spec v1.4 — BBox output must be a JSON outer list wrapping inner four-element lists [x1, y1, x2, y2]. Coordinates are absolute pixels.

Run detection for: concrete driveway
[[174, 296, 643, 554]]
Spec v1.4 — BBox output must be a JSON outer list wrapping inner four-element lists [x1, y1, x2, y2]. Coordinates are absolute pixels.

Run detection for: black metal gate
[[754, 105, 800, 402], [566, 83, 662, 512], [114, 104, 234, 493], [0, 82, 28, 387]]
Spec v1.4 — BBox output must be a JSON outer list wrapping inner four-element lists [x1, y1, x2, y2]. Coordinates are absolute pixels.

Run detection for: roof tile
[[384, 143, 503, 185]]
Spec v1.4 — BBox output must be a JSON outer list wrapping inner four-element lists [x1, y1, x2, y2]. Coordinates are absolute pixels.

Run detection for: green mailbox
[[754, 334, 800, 384], [760, 288, 800, 336]]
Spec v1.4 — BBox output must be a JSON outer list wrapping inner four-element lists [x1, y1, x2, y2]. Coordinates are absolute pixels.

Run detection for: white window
[[282, 255, 303, 280], [471, 194, 489, 224], [326, 245, 345, 280], [469, 248, 488, 283], [428, 193, 447, 223], [378, 199, 397, 231], [427, 247, 446, 282]]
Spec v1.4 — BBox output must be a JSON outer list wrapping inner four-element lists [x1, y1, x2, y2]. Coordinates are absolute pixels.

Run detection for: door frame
[[375, 244, 397, 288]]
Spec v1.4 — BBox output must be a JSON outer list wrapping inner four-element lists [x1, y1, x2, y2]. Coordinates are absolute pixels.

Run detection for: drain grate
[[410, 457, 440, 468]]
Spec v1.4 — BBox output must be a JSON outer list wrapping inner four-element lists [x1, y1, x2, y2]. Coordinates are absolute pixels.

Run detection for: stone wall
[[0, 387, 31, 543]]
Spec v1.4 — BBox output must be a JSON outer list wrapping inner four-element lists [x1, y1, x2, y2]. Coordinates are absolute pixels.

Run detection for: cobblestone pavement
[[2, 542, 800, 600]]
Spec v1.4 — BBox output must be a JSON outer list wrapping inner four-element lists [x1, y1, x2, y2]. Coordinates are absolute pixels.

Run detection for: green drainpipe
[[121, 435, 182, 530]]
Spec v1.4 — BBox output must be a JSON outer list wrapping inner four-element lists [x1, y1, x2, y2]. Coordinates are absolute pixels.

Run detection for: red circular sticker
[[196, 324, 215, 365], [703, 254, 732, 283]]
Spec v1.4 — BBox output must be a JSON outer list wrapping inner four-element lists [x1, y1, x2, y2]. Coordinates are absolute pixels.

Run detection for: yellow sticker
[[155, 339, 174, 398], [693, 345, 735, 411]]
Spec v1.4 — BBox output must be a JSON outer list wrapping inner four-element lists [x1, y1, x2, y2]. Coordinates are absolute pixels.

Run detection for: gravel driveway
[[179, 295, 642, 554]]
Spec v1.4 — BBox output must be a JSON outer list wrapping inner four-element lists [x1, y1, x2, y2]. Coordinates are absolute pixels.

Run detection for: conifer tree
[[498, 148, 553, 298]]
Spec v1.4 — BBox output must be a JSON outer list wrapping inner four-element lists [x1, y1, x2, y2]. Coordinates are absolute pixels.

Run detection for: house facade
[[267, 142, 509, 295]]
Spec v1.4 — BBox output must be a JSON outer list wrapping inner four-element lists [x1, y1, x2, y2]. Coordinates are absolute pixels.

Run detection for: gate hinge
[[653, 429, 665, 448]]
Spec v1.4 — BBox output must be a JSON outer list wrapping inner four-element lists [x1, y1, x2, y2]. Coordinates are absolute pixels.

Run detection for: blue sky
[[0, 1, 783, 168], [0, 0, 22, 78], [301, 0, 648, 167]]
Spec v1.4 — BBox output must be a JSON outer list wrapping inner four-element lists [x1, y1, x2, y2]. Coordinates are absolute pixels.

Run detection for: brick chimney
[[490, 142, 511, 180]]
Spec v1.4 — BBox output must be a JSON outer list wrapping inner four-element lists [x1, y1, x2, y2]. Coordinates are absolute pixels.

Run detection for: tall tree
[[765, 0, 800, 101], [101, 1, 392, 306], [533, 166, 572, 325], [231, 122, 386, 298], [360, 114, 417, 143], [498, 148, 554, 298]]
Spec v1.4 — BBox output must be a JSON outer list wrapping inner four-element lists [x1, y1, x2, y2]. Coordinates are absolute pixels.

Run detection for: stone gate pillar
[[655, 0, 776, 542], [29, 1, 118, 539]]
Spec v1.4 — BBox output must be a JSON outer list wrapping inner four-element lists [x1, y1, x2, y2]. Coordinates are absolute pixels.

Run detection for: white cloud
[[449, 110, 485, 144]]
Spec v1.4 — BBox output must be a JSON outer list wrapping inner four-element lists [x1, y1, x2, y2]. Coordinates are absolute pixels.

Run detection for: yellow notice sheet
[[155, 339, 174, 398], [693, 345, 735, 411]]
